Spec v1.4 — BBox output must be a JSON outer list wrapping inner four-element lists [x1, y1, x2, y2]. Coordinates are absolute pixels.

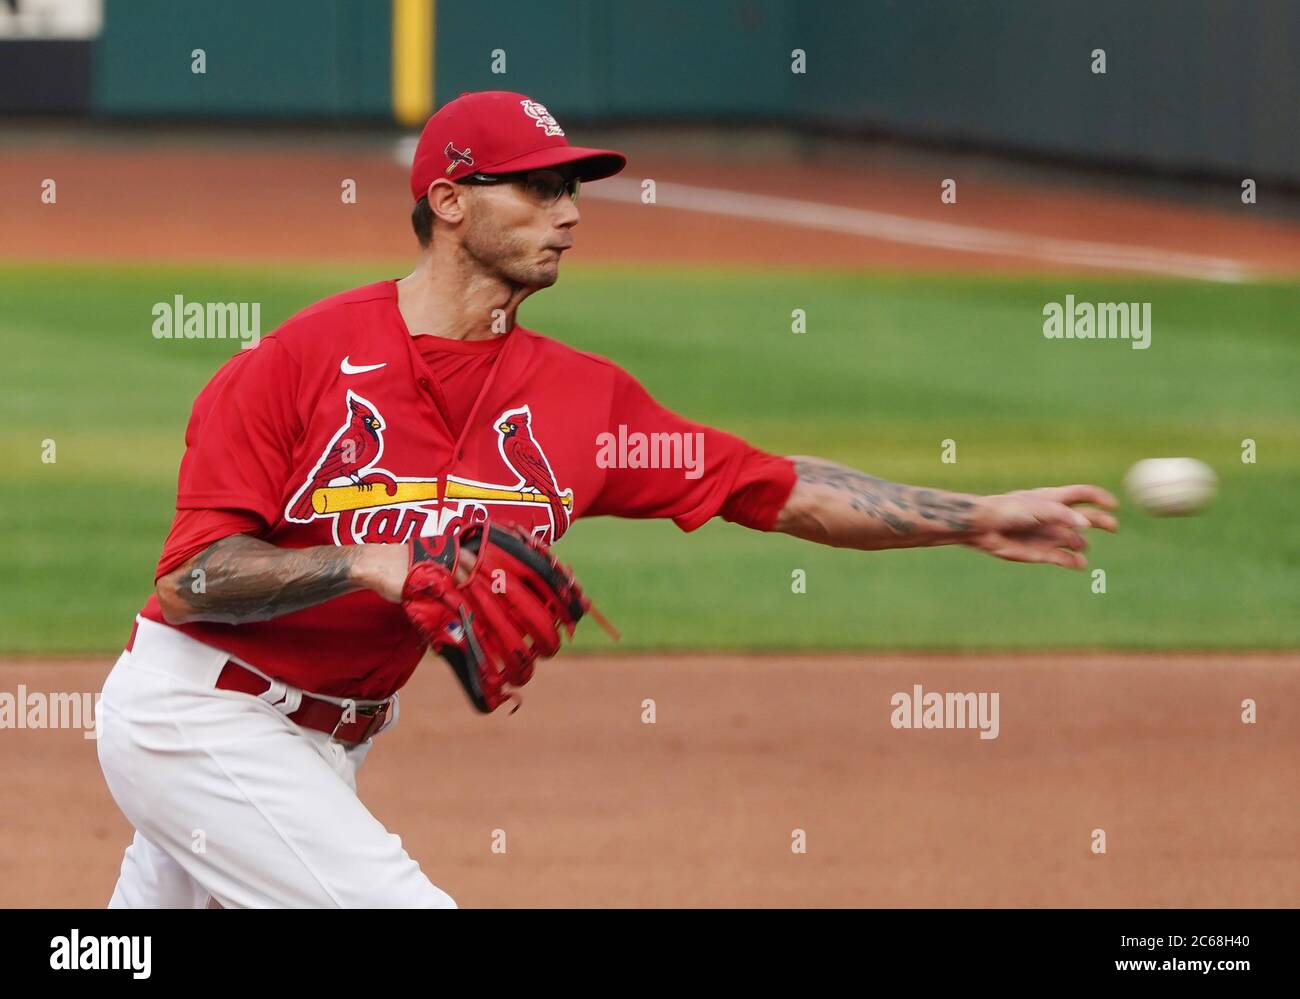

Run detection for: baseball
[[1123, 457, 1217, 516]]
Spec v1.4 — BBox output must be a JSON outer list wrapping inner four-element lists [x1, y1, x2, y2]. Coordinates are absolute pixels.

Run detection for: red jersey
[[140, 281, 795, 698]]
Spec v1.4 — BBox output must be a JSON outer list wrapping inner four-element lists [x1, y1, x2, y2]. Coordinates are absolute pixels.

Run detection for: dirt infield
[[2, 651, 1295, 908], [5, 139, 1300, 276]]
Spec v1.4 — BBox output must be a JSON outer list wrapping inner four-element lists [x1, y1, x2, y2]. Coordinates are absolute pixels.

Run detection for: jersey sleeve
[[172, 338, 304, 524], [154, 508, 266, 581], [586, 366, 795, 532]]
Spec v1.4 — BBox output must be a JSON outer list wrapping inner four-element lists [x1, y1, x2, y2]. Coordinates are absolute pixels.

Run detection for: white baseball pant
[[97, 616, 455, 909]]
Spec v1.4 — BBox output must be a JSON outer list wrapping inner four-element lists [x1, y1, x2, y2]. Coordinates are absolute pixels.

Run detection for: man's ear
[[427, 178, 466, 225]]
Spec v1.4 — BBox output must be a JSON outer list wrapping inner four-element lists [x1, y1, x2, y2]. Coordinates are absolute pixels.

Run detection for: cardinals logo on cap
[[443, 141, 474, 174], [519, 99, 564, 137]]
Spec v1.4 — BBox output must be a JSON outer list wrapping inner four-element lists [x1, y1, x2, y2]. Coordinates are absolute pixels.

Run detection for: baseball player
[[97, 91, 1118, 908]]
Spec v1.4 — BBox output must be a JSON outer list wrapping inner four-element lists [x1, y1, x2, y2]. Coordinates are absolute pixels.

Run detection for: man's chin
[[498, 260, 560, 290], [528, 263, 560, 288]]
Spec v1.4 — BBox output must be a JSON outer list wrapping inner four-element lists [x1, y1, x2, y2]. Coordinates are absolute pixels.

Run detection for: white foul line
[[585, 177, 1256, 283]]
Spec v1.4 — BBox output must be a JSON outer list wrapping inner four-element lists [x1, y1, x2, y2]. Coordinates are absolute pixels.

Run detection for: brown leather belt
[[125, 621, 392, 746]]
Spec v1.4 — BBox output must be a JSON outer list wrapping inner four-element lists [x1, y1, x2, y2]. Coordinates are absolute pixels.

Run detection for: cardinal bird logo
[[443, 141, 474, 174], [286, 391, 397, 522], [495, 406, 570, 538]]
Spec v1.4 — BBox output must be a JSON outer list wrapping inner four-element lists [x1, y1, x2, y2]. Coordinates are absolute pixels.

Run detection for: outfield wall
[[5, 0, 1298, 182]]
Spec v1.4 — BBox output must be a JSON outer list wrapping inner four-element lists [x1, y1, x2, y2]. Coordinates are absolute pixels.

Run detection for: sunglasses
[[458, 168, 581, 206]]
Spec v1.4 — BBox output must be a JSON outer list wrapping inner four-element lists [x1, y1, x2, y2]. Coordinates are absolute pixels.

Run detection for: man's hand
[[352, 542, 480, 603], [965, 485, 1118, 569]]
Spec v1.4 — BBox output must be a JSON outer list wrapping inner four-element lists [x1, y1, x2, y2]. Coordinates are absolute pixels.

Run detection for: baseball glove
[[401, 519, 616, 713]]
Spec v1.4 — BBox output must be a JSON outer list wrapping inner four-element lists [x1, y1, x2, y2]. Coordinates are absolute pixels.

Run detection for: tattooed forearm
[[773, 456, 981, 550], [793, 457, 975, 532], [160, 534, 368, 625]]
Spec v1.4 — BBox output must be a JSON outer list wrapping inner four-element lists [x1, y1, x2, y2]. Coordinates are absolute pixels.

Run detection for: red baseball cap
[[409, 91, 626, 201]]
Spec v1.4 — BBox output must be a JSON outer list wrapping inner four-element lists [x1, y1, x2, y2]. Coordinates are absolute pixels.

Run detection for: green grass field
[[1, 262, 1297, 653]]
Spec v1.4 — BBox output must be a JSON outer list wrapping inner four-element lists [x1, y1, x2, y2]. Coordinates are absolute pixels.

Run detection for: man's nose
[[554, 197, 580, 228]]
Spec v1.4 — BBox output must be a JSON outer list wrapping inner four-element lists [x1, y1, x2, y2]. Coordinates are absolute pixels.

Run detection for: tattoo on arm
[[792, 457, 976, 536], [169, 534, 366, 625]]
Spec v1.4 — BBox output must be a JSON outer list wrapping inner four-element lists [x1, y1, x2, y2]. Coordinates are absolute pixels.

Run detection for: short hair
[[411, 195, 433, 248]]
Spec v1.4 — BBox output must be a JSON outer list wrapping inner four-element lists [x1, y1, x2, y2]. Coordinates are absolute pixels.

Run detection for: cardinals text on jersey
[[285, 393, 574, 546]]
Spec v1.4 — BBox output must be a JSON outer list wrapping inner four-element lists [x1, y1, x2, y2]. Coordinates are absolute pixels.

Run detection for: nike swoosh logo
[[340, 356, 387, 374]]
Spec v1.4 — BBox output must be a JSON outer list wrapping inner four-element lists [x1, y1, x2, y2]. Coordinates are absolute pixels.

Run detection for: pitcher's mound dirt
[[2, 651, 1295, 907]]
